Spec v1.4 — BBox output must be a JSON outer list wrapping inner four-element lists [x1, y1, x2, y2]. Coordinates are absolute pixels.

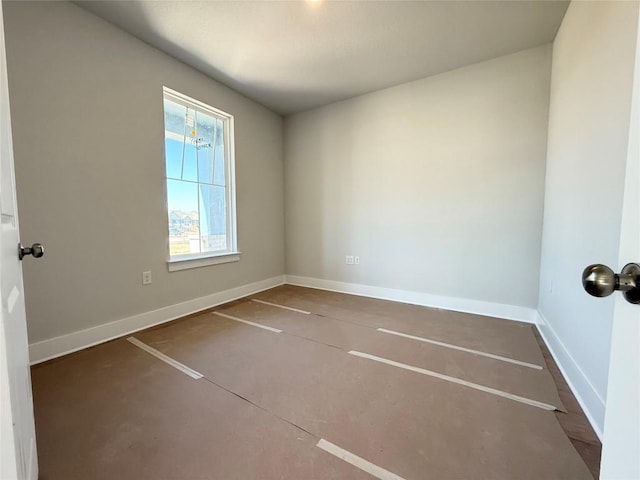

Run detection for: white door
[[0, 2, 39, 479], [599, 8, 640, 479]]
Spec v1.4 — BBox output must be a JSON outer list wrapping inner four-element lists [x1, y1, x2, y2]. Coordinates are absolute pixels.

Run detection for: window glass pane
[[165, 138, 198, 182], [164, 99, 198, 182], [195, 110, 217, 185], [167, 179, 200, 257], [165, 138, 183, 180], [181, 141, 198, 182], [163, 99, 186, 136], [213, 118, 226, 186], [199, 184, 227, 252]]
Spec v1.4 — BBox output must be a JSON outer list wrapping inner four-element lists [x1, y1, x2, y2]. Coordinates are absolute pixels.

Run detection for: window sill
[[167, 252, 241, 272]]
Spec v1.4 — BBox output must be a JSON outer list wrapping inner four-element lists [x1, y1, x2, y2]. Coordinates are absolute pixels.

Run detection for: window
[[162, 87, 238, 271]]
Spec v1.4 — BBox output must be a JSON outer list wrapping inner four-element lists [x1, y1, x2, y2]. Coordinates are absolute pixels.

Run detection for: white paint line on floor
[[251, 299, 311, 315], [127, 337, 203, 380], [212, 311, 283, 333], [316, 439, 406, 480], [376, 328, 543, 370], [348, 350, 556, 411]]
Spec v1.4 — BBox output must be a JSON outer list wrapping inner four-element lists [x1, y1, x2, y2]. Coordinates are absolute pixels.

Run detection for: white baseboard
[[29, 275, 285, 365], [284, 275, 539, 324], [534, 311, 605, 441]]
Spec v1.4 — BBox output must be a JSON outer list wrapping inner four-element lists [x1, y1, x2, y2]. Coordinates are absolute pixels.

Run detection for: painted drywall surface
[[538, 0, 639, 431], [284, 45, 551, 308], [3, 2, 284, 343]]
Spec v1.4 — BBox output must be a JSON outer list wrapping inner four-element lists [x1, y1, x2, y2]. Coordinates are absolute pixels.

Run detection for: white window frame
[[162, 86, 239, 271]]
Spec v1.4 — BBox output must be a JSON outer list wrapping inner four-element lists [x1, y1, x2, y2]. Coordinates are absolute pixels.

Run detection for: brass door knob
[[582, 263, 640, 304]]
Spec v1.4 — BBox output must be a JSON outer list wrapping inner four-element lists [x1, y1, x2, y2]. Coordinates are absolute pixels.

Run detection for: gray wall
[[538, 0, 639, 432], [4, 1, 285, 343], [284, 45, 551, 308]]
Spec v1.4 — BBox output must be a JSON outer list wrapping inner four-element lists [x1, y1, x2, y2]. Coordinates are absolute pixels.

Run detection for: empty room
[[1, 1, 639, 479]]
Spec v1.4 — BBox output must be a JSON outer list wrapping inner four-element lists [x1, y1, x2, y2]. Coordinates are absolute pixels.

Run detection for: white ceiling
[[75, 1, 569, 116]]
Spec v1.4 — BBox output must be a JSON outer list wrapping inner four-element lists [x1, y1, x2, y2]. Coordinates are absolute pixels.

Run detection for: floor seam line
[[250, 297, 542, 368], [130, 332, 319, 440], [126, 337, 204, 379], [198, 375, 317, 438], [198, 375, 408, 480], [376, 328, 543, 369], [348, 350, 558, 411], [209, 307, 560, 411]]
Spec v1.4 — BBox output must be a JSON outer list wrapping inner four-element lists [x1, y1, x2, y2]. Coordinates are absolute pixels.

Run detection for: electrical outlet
[[354, 256, 360, 265], [142, 271, 152, 285], [346, 255, 354, 265]]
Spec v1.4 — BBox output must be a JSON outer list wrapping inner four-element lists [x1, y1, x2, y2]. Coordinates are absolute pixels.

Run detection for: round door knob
[[18, 242, 45, 260], [30, 243, 44, 258], [582, 263, 640, 304], [582, 264, 616, 297]]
